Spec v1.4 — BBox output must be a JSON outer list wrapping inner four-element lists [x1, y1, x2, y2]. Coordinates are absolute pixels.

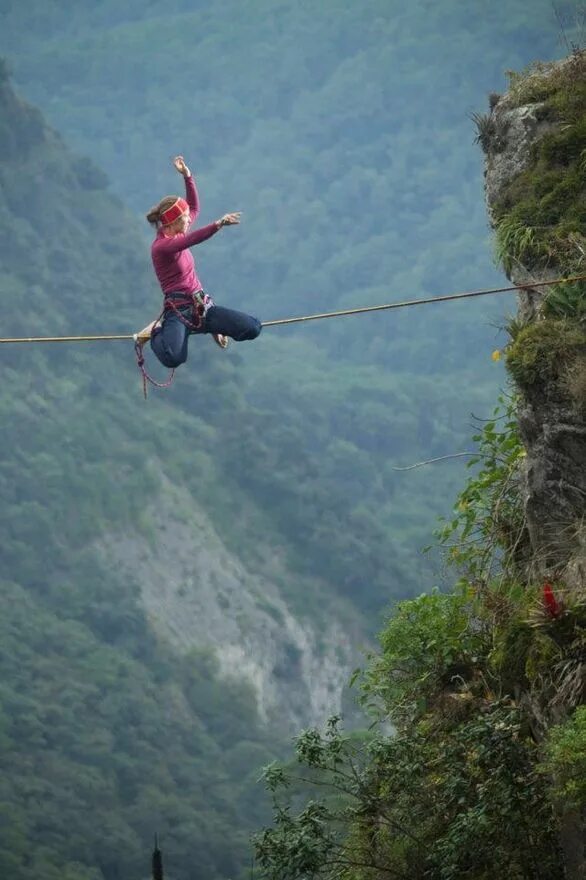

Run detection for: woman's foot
[[213, 333, 229, 350], [133, 319, 160, 345]]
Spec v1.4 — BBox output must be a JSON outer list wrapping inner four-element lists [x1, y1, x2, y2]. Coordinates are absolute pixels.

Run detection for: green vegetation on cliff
[[491, 52, 586, 277], [254, 49, 586, 880]]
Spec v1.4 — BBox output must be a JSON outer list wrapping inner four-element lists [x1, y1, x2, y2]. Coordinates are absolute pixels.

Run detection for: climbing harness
[[134, 289, 213, 398], [162, 289, 212, 332]]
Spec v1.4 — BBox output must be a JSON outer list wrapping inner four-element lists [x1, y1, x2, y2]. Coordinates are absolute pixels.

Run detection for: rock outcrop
[[99, 475, 358, 733], [481, 51, 586, 878], [482, 51, 586, 589]]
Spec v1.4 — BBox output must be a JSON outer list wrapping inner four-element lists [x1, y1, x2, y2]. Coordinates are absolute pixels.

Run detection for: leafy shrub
[[435, 395, 526, 582], [363, 589, 486, 726], [543, 707, 586, 808]]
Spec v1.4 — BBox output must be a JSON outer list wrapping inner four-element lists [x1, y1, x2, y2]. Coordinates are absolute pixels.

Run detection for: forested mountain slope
[[0, 0, 568, 622], [0, 64, 294, 880], [0, 3, 580, 878]]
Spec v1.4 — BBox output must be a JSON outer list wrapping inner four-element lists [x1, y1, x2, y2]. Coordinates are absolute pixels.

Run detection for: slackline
[[0, 274, 584, 344]]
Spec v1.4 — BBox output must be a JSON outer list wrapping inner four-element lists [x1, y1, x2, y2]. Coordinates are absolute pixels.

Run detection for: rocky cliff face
[[99, 474, 358, 733], [481, 51, 586, 589], [481, 51, 586, 878]]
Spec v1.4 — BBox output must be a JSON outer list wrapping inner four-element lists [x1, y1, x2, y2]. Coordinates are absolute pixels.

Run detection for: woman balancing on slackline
[[135, 155, 261, 367]]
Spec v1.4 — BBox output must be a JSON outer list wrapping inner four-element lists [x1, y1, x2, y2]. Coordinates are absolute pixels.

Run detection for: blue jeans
[[150, 303, 262, 368]]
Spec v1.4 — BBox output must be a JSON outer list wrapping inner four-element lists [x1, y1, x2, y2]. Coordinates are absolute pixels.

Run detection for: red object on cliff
[[542, 582, 561, 618]]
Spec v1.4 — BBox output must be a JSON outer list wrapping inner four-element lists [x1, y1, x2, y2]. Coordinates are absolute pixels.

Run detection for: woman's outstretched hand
[[216, 212, 241, 228], [173, 155, 191, 177]]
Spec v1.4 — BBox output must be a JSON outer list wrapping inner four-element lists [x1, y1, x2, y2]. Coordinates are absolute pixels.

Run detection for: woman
[[136, 155, 261, 368]]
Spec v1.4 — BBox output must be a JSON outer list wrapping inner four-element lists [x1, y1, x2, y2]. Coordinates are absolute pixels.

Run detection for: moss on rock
[[505, 53, 586, 113], [491, 52, 586, 275], [506, 319, 586, 389]]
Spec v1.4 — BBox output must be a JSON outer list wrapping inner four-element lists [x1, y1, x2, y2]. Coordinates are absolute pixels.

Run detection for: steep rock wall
[[99, 475, 358, 733], [482, 52, 586, 588], [481, 51, 586, 879]]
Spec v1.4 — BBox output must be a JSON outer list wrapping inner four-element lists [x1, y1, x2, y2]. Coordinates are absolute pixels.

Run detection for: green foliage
[[506, 318, 586, 389], [563, 351, 586, 409], [494, 217, 540, 274], [435, 395, 526, 582], [489, 611, 535, 688], [0, 582, 277, 880], [470, 110, 496, 153], [542, 280, 586, 322], [0, 5, 581, 879], [255, 799, 337, 880], [543, 707, 586, 808], [363, 590, 486, 727], [423, 707, 562, 880], [493, 52, 586, 276], [486, 585, 586, 706], [0, 0, 551, 619], [254, 709, 563, 880], [505, 52, 586, 110], [256, 304, 580, 880], [255, 718, 364, 880]]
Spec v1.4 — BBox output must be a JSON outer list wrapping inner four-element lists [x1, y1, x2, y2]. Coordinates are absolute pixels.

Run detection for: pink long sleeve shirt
[[151, 175, 219, 295]]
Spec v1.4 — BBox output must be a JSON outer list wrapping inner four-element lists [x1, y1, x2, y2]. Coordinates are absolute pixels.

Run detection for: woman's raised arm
[[173, 155, 199, 222]]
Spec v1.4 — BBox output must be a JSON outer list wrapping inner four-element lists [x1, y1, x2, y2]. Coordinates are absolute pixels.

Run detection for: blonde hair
[[146, 196, 180, 227]]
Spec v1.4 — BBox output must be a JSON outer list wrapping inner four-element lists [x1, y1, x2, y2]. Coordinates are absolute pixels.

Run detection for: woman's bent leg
[[204, 305, 262, 341], [150, 312, 190, 367]]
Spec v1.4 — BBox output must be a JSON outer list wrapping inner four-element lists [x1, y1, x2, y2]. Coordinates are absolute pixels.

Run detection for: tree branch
[[392, 452, 478, 471]]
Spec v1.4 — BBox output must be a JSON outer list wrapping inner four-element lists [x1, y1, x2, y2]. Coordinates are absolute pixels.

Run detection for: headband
[[160, 197, 189, 226]]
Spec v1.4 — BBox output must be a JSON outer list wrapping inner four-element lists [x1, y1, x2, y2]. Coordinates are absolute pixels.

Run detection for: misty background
[[0, 1, 574, 878]]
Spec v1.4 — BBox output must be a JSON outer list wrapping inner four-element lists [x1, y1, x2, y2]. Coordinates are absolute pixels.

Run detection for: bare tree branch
[[392, 452, 478, 471]]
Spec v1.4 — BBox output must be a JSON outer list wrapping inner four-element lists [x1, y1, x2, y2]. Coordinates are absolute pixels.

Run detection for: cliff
[[481, 49, 586, 877], [481, 50, 585, 591], [249, 46, 586, 880], [98, 476, 355, 730]]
